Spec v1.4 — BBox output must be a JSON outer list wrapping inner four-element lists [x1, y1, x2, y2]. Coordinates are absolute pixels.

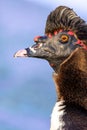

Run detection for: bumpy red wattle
[[68, 31, 74, 36], [76, 40, 87, 50], [34, 36, 41, 42]]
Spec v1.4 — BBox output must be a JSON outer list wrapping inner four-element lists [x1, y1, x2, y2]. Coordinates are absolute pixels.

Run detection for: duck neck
[[52, 48, 87, 110]]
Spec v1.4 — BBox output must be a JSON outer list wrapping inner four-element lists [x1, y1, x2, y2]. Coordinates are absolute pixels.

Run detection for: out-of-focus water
[[1, 0, 87, 130], [0, 0, 56, 130]]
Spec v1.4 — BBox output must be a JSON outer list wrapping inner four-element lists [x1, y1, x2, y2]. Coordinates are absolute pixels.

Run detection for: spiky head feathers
[[45, 6, 87, 42]]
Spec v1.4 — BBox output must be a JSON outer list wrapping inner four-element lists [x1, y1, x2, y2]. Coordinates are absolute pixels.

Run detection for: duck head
[[14, 31, 81, 72]]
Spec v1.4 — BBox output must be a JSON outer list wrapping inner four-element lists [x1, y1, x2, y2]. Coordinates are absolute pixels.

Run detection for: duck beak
[[14, 49, 28, 57], [14, 47, 36, 58]]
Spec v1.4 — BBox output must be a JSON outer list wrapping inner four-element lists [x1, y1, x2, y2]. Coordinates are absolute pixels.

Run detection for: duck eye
[[60, 35, 69, 43]]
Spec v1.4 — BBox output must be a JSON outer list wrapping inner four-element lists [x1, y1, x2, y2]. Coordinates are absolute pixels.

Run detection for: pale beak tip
[[13, 49, 28, 58]]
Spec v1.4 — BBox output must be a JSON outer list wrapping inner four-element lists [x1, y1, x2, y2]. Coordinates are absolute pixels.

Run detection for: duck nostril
[[32, 43, 42, 49]]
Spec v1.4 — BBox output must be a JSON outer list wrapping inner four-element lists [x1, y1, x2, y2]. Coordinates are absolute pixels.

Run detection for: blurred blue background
[[0, 0, 87, 130]]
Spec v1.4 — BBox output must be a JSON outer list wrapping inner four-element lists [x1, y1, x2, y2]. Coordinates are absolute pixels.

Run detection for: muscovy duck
[[14, 6, 87, 130]]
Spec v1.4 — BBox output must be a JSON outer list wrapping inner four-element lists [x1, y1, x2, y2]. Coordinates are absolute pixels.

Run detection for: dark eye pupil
[[62, 37, 67, 40]]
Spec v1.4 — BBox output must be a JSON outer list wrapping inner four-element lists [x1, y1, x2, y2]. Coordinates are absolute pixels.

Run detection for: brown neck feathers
[[53, 48, 87, 110]]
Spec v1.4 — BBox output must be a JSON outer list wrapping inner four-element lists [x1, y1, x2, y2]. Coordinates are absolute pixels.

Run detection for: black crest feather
[[45, 6, 87, 41]]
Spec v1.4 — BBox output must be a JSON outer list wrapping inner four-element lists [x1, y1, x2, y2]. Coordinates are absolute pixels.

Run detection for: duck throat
[[49, 57, 66, 73]]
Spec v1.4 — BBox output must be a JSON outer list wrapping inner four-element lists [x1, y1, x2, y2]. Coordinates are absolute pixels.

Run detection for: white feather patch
[[29, 47, 36, 53], [50, 101, 66, 130]]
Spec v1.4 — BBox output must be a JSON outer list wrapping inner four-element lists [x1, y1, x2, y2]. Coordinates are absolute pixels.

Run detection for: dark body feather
[[50, 101, 87, 130], [51, 48, 87, 130]]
